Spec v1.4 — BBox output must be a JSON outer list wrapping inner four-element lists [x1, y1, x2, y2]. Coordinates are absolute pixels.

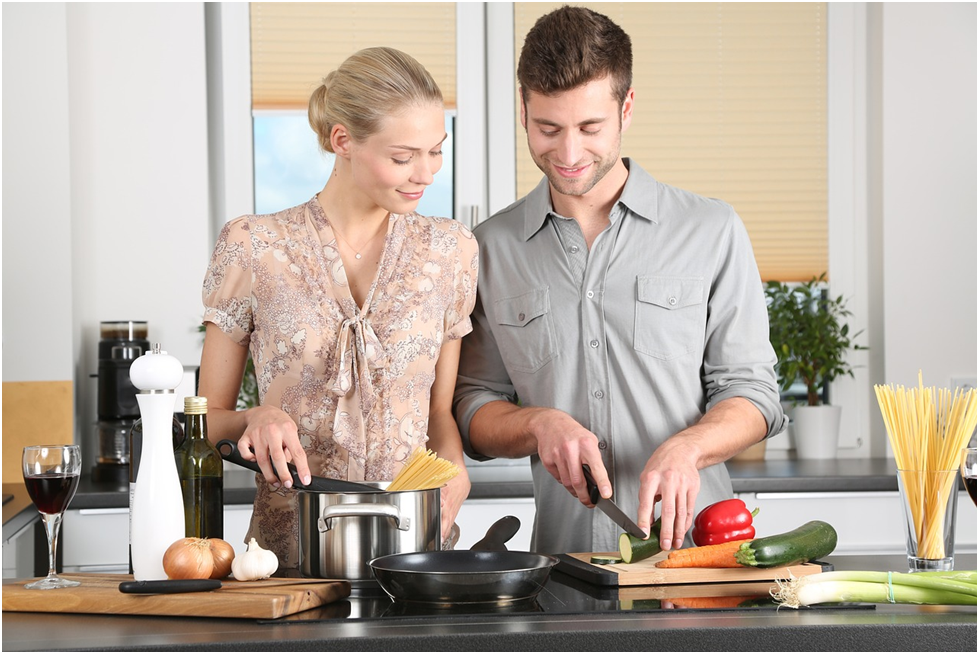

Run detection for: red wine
[[25, 473, 79, 514], [965, 476, 977, 506]]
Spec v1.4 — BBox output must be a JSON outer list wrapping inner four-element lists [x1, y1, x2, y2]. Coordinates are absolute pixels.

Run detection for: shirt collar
[[521, 157, 660, 241]]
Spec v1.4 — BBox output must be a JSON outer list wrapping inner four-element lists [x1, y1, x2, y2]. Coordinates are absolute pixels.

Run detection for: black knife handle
[[582, 464, 601, 505], [119, 579, 222, 594], [216, 439, 304, 488]]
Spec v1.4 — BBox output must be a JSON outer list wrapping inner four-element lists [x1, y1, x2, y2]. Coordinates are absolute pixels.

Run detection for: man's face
[[521, 78, 634, 199]]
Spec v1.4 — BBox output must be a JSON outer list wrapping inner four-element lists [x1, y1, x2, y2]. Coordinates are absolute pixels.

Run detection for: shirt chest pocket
[[494, 287, 557, 374], [634, 276, 705, 361]]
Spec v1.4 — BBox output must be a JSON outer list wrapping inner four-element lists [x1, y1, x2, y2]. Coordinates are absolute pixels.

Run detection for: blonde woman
[[198, 47, 477, 568]]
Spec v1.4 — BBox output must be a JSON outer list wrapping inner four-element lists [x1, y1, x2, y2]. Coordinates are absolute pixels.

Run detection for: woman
[[198, 47, 477, 568]]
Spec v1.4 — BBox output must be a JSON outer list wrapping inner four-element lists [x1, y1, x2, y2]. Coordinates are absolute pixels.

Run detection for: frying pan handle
[[470, 515, 521, 551], [318, 503, 411, 532]]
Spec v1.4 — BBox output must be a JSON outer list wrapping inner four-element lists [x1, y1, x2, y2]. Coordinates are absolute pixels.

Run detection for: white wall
[[2, 2, 75, 382], [1, 3, 212, 470], [881, 3, 977, 393], [2, 2, 976, 464]]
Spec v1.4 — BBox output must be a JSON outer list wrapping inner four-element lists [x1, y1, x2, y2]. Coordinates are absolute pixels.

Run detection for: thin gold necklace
[[329, 216, 388, 260]]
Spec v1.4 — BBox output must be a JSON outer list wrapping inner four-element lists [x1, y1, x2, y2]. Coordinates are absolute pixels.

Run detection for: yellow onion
[[162, 537, 236, 580], [208, 538, 235, 580], [163, 538, 213, 579]]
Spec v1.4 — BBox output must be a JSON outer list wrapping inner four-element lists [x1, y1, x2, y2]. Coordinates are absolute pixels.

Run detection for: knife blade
[[582, 464, 648, 540], [119, 579, 222, 594]]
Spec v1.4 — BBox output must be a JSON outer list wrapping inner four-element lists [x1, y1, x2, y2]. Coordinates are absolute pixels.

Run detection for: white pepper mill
[[129, 343, 185, 580]]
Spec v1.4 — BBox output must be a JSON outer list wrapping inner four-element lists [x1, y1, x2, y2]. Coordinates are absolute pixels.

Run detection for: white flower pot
[[791, 405, 842, 459]]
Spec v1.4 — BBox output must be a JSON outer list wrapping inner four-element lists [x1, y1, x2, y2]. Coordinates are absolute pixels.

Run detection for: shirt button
[[570, 245, 579, 254], [590, 339, 599, 348], [598, 441, 608, 451], [594, 390, 604, 399], [518, 312, 525, 321], [669, 296, 678, 306], [586, 290, 595, 299]]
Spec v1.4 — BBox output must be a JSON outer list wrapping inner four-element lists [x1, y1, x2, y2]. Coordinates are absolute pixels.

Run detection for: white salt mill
[[129, 343, 185, 580]]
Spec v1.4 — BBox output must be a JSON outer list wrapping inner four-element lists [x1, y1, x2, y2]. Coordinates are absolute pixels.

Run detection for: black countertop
[[1, 554, 975, 651]]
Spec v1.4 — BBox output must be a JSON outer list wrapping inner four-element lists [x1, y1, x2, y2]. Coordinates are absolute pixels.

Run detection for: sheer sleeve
[[201, 216, 254, 347]]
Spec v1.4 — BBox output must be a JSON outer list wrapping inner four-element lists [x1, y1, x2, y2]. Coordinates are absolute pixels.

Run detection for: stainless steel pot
[[298, 484, 441, 580]]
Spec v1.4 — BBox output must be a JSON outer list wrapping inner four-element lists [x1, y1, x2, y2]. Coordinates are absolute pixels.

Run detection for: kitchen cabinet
[[737, 490, 977, 556], [2, 521, 35, 579], [61, 504, 254, 574]]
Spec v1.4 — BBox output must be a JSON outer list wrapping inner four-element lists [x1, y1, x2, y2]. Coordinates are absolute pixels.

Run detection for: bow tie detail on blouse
[[329, 314, 388, 468]]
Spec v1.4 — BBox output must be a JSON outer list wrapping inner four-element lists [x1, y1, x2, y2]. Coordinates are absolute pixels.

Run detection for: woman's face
[[346, 103, 447, 215]]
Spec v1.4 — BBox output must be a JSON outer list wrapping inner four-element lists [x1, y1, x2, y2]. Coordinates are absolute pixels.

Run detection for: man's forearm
[[467, 400, 549, 459], [671, 397, 769, 469]]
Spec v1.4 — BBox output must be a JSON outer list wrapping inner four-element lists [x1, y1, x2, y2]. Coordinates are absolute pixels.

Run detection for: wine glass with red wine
[[22, 445, 82, 589], [961, 447, 978, 506]]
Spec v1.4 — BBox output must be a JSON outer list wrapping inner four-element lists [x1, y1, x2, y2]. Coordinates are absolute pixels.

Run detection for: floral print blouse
[[202, 197, 478, 567]]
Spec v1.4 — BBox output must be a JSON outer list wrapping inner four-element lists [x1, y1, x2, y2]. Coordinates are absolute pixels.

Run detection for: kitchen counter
[[0, 458, 910, 545], [2, 554, 975, 651]]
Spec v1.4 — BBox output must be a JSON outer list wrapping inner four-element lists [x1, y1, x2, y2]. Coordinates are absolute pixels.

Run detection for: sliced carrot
[[654, 539, 751, 568]]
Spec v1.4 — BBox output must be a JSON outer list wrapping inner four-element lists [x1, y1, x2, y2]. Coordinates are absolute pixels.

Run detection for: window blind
[[250, 2, 457, 110], [514, 2, 828, 282]]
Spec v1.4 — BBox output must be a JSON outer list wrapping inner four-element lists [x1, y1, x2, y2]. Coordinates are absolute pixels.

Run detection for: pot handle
[[318, 503, 411, 532]]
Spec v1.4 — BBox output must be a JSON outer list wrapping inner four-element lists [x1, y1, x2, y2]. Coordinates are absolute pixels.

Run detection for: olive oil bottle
[[174, 396, 223, 539]]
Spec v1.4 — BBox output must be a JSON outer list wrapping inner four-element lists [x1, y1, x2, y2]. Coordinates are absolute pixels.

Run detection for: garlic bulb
[[231, 538, 279, 581]]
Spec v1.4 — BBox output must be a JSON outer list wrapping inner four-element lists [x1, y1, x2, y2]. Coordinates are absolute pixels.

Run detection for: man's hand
[[636, 437, 701, 550], [531, 409, 612, 505]]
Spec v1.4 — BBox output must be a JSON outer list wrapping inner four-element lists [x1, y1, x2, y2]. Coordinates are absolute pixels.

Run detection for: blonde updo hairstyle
[[309, 46, 443, 153]]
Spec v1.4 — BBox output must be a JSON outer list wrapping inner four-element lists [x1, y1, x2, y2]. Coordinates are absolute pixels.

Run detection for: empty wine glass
[[22, 445, 82, 589]]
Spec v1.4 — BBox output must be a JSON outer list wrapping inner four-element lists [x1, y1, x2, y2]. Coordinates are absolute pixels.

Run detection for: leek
[[773, 570, 978, 608]]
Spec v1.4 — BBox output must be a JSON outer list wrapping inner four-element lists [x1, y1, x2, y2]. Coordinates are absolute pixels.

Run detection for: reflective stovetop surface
[[263, 569, 871, 624]]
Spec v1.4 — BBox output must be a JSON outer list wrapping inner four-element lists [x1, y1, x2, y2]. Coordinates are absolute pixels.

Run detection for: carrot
[[666, 595, 759, 609], [654, 539, 751, 568]]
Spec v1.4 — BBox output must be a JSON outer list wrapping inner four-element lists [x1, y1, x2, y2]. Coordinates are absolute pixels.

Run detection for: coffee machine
[[92, 321, 149, 483]]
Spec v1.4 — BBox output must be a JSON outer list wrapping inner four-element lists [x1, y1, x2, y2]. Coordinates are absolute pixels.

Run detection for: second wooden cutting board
[[2, 574, 351, 619], [557, 551, 829, 586]]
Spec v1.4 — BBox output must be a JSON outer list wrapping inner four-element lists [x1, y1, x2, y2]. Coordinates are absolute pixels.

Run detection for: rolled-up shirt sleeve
[[702, 208, 787, 439], [453, 289, 519, 461]]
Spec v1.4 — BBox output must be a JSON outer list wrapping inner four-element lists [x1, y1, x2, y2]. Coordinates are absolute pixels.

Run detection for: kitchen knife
[[119, 579, 222, 594], [582, 464, 648, 540], [216, 439, 382, 493]]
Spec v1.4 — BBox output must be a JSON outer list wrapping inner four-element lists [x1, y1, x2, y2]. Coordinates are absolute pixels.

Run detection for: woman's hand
[[238, 405, 311, 489], [439, 467, 471, 540]]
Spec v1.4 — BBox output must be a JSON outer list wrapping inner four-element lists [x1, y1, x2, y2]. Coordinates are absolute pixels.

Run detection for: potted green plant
[[765, 273, 865, 459]]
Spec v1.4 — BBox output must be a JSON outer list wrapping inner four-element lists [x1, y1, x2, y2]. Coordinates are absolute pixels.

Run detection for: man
[[453, 6, 785, 555]]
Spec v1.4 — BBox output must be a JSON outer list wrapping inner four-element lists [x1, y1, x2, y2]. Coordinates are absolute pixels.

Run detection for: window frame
[[208, 2, 872, 458]]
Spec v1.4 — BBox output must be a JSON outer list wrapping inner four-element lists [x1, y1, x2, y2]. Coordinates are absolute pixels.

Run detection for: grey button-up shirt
[[454, 159, 786, 555]]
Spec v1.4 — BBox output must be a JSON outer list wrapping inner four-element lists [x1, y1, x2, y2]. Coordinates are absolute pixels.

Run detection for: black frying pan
[[216, 439, 382, 493], [369, 516, 559, 605]]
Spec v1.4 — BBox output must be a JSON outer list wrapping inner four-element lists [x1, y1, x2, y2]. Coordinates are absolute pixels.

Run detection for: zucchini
[[618, 519, 662, 564], [590, 556, 622, 565], [734, 520, 837, 568]]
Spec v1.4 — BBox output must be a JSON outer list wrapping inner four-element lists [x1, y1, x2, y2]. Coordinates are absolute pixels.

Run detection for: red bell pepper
[[691, 498, 760, 546]]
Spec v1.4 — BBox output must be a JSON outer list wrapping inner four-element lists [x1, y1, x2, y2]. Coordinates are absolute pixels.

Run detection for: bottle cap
[[184, 396, 208, 414]]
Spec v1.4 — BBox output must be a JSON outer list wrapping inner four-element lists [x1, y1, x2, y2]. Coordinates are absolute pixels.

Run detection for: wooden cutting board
[[557, 551, 829, 587], [2, 574, 351, 619]]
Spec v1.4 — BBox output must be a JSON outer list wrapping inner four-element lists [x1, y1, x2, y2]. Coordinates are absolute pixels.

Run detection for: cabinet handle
[[753, 491, 898, 500], [76, 508, 130, 516]]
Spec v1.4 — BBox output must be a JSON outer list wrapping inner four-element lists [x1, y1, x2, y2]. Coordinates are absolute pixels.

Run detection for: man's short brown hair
[[517, 5, 633, 105]]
